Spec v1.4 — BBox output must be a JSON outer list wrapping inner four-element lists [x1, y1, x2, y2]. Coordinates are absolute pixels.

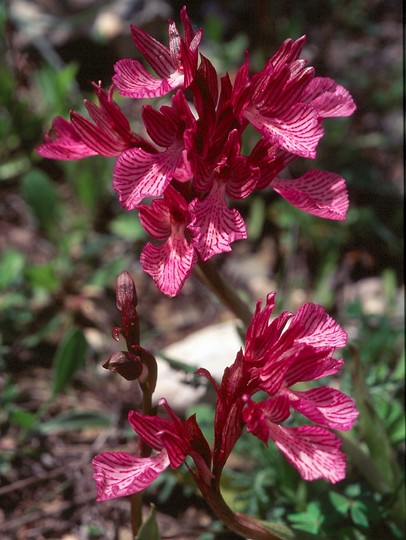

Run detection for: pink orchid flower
[[138, 185, 198, 297], [199, 293, 358, 483], [113, 6, 202, 99], [249, 139, 349, 221], [113, 90, 195, 209], [235, 36, 356, 159], [92, 399, 212, 501], [36, 83, 149, 159]]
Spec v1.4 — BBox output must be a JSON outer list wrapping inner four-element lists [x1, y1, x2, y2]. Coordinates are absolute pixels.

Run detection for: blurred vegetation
[[0, 0, 403, 538]]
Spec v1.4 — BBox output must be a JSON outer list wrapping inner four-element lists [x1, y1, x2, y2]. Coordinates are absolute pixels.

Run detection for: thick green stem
[[195, 259, 253, 327]]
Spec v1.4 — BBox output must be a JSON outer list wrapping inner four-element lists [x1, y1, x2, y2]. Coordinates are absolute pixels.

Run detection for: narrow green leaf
[[21, 169, 60, 235], [136, 504, 160, 540], [350, 346, 400, 491], [39, 410, 113, 435], [51, 327, 87, 398]]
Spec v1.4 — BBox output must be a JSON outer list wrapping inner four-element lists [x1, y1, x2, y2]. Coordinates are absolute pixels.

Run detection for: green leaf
[[51, 327, 88, 398], [109, 212, 147, 241], [9, 407, 37, 430], [350, 501, 369, 528], [25, 263, 60, 292], [21, 169, 60, 235], [136, 504, 160, 540], [350, 347, 400, 491], [39, 410, 113, 435], [0, 249, 25, 289], [329, 492, 350, 515], [288, 501, 323, 534]]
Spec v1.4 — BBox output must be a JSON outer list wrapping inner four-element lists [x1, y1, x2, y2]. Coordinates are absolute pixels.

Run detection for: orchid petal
[[272, 169, 349, 220], [130, 25, 174, 77], [92, 450, 170, 501], [140, 233, 197, 297], [189, 184, 247, 261], [113, 145, 183, 209], [36, 117, 97, 160], [289, 386, 358, 430], [138, 200, 171, 240], [284, 354, 344, 387], [302, 77, 357, 117], [243, 395, 291, 444], [128, 410, 172, 451], [113, 59, 175, 99], [70, 111, 125, 157], [245, 103, 323, 159], [289, 303, 348, 348], [269, 424, 347, 483]]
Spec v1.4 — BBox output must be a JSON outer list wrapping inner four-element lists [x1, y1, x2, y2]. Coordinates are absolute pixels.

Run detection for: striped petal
[[189, 183, 247, 261], [269, 424, 346, 483], [284, 354, 344, 387], [138, 199, 171, 240], [140, 232, 197, 297], [243, 395, 291, 444], [272, 169, 349, 220], [113, 59, 176, 99], [289, 303, 348, 348], [289, 387, 359, 430], [70, 111, 125, 157], [36, 117, 97, 160], [130, 25, 174, 78], [113, 145, 183, 209], [128, 410, 172, 451], [92, 450, 170, 501], [245, 103, 323, 159], [302, 77, 357, 118]]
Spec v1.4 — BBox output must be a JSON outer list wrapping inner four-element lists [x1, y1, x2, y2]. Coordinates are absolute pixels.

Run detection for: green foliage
[[39, 410, 113, 435], [51, 327, 88, 398], [136, 504, 161, 540]]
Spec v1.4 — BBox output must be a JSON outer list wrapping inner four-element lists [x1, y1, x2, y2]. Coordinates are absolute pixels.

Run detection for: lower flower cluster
[[92, 292, 358, 501]]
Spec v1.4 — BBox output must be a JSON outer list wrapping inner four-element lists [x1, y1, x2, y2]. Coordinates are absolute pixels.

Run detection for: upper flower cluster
[[92, 293, 358, 501], [36, 6, 356, 296]]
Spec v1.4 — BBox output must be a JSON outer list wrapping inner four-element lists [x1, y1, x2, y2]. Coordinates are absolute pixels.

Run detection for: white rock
[[153, 320, 243, 412]]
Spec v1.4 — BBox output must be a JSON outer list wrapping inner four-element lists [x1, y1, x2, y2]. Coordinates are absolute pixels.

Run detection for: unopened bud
[[103, 351, 146, 381], [116, 271, 137, 311]]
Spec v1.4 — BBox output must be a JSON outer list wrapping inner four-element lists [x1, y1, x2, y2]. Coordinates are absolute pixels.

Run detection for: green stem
[[196, 477, 292, 540], [195, 259, 253, 327], [130, 382, 155, 538]]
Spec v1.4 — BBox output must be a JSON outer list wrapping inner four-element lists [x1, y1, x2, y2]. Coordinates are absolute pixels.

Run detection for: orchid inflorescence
[[37, 7, 355, 298], [37, 6, 358, 539]]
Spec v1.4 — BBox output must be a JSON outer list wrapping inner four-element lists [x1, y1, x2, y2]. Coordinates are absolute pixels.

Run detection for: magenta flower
[[248, 139, 349, 221], [93, 292, 357, 504], [36, 8, 357, 297], [36, 84, 149, 160], [188, 130, 259, 261], [199, 293, 358, 483], [235, 36, 356, 159], [92, 399, 212, 501], [138, 185, 198, 297], [36, 116, 98, 160], [113, 90, 195, 209], [113, 6, 202, 99]]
